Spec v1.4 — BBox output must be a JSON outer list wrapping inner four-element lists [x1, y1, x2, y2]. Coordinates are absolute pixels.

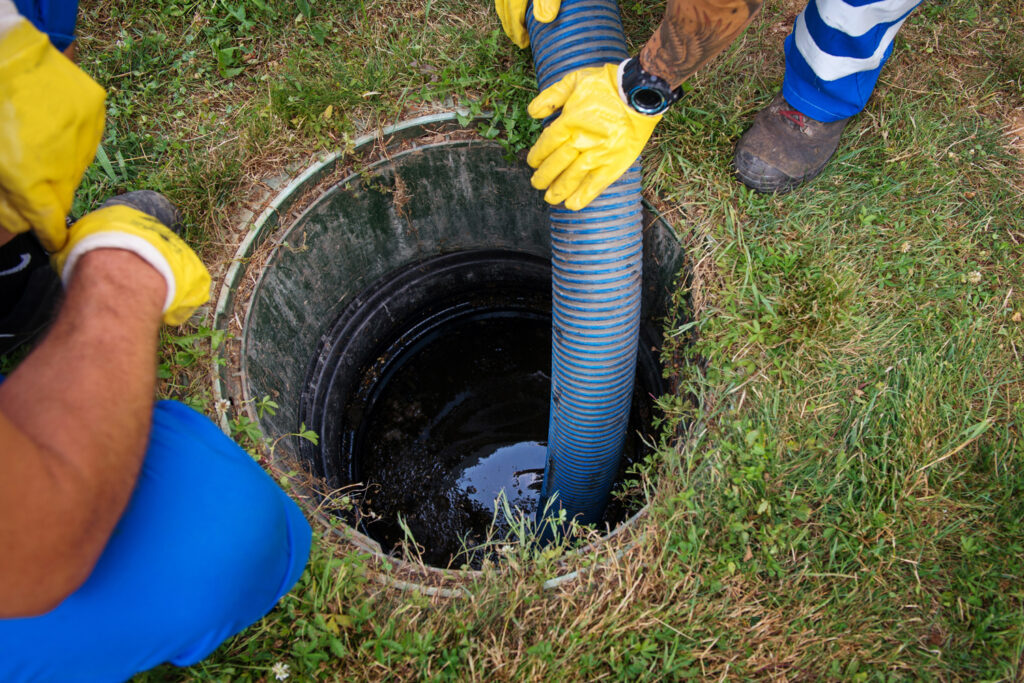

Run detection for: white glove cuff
[[61, 233, 176, 313], [615, 58, 630, 107]]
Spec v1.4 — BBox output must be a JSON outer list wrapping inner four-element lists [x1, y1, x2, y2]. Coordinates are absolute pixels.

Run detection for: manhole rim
[[211, 111, 676, 594]]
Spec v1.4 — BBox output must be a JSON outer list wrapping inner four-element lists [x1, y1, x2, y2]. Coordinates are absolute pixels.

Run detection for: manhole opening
[[227, 119, 688, 580], [300, 250, 663, 569]]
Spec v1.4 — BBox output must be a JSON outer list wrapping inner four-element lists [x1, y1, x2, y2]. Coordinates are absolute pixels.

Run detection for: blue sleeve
[[14, 0, 79, 51], [0, 400, 312, 683]]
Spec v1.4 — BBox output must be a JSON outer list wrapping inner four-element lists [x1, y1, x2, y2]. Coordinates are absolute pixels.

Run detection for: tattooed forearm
[[639, 0, 762, 88]]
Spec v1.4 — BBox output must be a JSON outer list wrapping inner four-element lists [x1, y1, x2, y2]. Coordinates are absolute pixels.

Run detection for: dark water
[[352, 310, 649, 568]]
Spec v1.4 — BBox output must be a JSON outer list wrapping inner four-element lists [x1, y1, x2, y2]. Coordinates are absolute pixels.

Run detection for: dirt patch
[[773, 0, 804, 36]]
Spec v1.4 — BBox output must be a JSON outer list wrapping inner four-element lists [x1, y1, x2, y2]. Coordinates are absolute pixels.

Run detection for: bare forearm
[[2, 250, 163, 464], [640, 0, 762, 88], [0, 250, 165, 615]]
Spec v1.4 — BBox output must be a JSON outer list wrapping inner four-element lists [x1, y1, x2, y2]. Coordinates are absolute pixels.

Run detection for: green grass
[[31, 0, 1024, 678]]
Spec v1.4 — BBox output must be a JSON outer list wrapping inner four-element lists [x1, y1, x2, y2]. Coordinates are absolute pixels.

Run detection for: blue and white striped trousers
[[783, 0, 924, 122]]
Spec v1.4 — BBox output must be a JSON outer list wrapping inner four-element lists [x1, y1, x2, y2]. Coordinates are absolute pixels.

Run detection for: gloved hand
[[495, 0, 560, 48], [0, 19, 106, 252], [52, 205, 211, 325], [527, 62, 660, 211]]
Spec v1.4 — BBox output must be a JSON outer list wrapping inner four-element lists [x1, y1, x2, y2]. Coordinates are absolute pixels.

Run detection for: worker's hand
[[496, 0, 560, 49], [527, 62, 660, 211], [52, 205, 211, 325], [0, 19, 106, 252]]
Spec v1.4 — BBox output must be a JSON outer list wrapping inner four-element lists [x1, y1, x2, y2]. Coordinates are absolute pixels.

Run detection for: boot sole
[[733, 151, 830, 194]]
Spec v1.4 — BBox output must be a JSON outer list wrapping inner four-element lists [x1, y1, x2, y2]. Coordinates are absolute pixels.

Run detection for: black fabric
[[0, 233, 62, 356]]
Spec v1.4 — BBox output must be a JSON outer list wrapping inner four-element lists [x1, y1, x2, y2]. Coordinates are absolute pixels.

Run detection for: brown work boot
[[733, 92, 850, 194]]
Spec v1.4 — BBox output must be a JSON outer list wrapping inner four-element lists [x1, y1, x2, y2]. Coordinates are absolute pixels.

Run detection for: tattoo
[[640, 0, 763, 88]]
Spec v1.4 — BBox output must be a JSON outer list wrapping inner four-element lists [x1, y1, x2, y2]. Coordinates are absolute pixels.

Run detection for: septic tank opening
[[222, 116, 687, 574], [300, 249, 664, 568]]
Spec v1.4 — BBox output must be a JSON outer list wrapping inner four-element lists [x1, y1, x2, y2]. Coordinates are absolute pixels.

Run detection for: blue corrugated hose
[[528, 0, 644, 527]]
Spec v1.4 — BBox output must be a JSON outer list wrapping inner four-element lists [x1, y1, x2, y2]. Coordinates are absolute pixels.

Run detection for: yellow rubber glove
[[527, 62, 660, 211], [52, 205, 211, 325], [0, 19, 106, 252], [495, 0, 560, 49]]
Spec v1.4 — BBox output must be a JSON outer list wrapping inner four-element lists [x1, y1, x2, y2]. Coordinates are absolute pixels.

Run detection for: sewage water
[[348, 308, 654, 568]]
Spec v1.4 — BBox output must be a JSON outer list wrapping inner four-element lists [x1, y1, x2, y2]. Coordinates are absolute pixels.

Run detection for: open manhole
[[214, 114, 686, 576]]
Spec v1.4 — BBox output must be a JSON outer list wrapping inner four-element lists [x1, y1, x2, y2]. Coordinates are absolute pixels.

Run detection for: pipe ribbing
[[528, 0, 644, 526]]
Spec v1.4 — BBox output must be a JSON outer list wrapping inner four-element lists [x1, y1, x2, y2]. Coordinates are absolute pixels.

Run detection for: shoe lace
[[779, 109, 808, 130]]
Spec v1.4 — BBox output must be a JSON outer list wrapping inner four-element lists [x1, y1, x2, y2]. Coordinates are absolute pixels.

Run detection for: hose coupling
[[618, 56, 684, 116]]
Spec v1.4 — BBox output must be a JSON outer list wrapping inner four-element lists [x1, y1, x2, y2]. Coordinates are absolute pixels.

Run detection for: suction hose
[[528, 0, 644, 526]]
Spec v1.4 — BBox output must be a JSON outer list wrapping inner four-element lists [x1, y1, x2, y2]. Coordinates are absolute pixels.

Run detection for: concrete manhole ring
[[211, 112, 687, 595]]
